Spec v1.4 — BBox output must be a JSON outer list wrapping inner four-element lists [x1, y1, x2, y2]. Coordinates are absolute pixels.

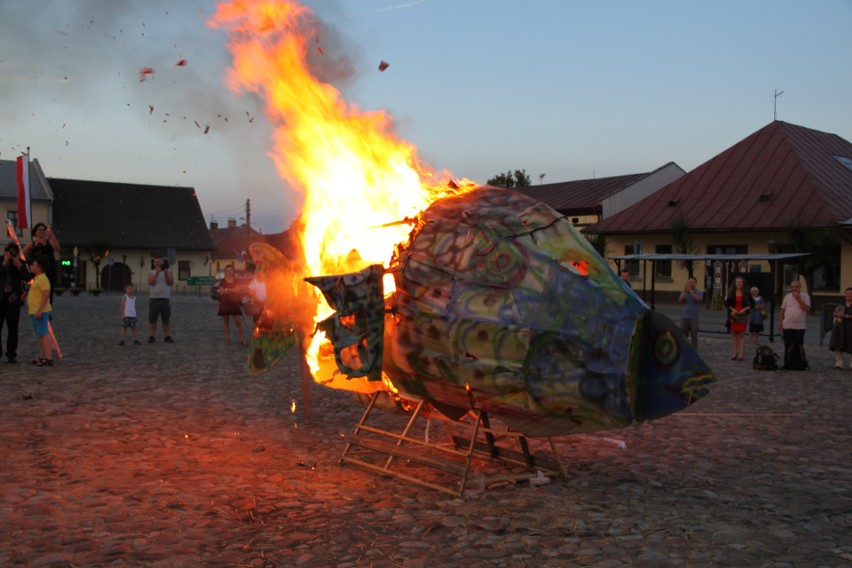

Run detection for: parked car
[[210, 270, 254, 302]]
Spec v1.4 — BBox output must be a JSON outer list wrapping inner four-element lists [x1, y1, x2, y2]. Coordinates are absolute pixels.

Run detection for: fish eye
[[654, 330, 679, 367]]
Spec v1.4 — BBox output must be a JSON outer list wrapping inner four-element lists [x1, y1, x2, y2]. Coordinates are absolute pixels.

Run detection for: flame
[[210, 0, 469, 388]]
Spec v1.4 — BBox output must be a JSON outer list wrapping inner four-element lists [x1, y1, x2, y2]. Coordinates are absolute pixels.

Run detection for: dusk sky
[[2, 0, 850, 234]]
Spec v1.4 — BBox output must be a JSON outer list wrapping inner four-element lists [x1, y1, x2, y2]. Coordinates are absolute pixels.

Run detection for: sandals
[[32, 358, 53, 367]]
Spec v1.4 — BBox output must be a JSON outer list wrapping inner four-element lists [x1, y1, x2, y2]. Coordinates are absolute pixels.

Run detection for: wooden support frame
[[339, 392, 567, 497]]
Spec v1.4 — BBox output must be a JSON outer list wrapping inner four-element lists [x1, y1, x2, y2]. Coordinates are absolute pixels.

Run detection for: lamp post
[[105, 250, 112, 294], [72, 246, 79, 288]]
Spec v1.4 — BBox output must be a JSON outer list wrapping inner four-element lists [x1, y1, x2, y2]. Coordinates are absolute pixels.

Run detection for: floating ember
[[138, 67, 155, 82]]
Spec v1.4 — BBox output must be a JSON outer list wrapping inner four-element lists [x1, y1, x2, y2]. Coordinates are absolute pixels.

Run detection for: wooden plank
[[340, 456, 461, 496], [346, 436, 468, 477], [450, 436, 563, 474]]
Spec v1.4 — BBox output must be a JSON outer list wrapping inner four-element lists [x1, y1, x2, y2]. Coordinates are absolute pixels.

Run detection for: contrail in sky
[[361, 0, 428, 15]]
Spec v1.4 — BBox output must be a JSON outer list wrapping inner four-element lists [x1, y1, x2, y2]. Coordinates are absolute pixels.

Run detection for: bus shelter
[[611, 253, 809, 342]]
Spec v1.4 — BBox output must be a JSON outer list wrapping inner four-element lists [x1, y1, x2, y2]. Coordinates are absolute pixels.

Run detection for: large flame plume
[[210, 0, 468, 382]]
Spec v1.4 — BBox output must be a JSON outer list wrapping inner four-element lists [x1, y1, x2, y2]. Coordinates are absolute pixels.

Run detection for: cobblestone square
[[1, 294, 849, 567]]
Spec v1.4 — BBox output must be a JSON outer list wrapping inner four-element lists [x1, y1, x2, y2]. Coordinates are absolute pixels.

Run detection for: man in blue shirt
[[679, 276, 704, 351]]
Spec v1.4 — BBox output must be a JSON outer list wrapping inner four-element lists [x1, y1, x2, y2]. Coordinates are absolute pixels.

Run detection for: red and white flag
[[16, 154, 31, 230]]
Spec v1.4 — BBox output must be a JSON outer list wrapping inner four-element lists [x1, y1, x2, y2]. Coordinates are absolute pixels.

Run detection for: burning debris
[[138, 67, 154, 82]]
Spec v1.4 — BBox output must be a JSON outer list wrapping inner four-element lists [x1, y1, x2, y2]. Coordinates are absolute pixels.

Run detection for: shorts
[[148, 298, 171, 325], [122, 317, 138, 329], [749, 322, 764, 333], [32, 312, 50, 337]]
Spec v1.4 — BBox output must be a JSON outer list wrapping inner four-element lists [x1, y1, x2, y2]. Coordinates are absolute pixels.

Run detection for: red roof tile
[[588, 121, 852, 234]]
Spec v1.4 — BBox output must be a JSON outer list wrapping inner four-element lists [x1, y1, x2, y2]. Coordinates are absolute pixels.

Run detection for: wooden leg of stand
[[299, 346, 312, 425]]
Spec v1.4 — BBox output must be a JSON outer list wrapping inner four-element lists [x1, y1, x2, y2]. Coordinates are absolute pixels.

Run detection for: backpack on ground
[[752, 345, 779, 370], [784, 344, 809, 371]]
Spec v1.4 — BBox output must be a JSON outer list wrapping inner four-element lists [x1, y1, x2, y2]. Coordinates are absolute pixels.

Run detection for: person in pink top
[[779, 280, 811, 368]]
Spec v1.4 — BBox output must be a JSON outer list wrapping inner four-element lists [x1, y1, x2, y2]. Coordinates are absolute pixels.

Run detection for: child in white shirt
[[119, 283, 142, 346]]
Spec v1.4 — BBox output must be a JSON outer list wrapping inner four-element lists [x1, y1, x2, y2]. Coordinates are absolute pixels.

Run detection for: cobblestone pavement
[[1, 294, 850, 567]]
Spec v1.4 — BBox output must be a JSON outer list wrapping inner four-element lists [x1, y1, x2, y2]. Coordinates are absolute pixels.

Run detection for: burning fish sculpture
[[252, 186, 714, 437]]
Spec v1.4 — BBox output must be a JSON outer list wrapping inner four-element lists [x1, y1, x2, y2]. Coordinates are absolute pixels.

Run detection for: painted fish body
[[289, 187, 715, 437], [378, 186, 714, 436]]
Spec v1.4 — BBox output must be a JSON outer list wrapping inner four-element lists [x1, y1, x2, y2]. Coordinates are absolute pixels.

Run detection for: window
[[834, 155, 852, 172], [777, 241, 840, 292], [812, 263, 840, 291], [178, 260, 191, 281], [706, 245, 747, 255], [624, 244, 639, 277], [6, 211, 21, 236], [655, 244, 672, 279]]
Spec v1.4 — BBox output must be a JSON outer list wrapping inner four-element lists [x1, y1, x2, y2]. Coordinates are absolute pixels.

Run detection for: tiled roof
[[588, 121, 852, 234], [0, 158, 53, 201], [50, 178, 214, 251], [211, 227, 257, 260], [264, 227, 301, 263], [513, 171, 651, 213], [210, 224, 262, 244]]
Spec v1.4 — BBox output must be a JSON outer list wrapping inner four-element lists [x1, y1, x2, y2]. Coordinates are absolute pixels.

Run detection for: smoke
[[0, 0, 365, 232], [0, 0, 363, 130], [0, 0, 258, 135], [304, 16, 356, 88]]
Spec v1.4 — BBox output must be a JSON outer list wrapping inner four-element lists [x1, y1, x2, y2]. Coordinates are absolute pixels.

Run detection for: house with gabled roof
[[0, 158, 54, 241], [208, 218, 264, 275], [513, 162, 685, 230], [587, 121, 852, 308], [50, 178, 215, 292]]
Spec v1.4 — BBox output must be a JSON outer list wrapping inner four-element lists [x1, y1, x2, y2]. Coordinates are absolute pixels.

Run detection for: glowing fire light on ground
[[210, 0, 470, 385]]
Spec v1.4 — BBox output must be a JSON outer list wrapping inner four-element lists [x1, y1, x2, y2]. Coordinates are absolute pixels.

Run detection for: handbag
[[760, 308, 768, 320], [243, 298, 264, 317]]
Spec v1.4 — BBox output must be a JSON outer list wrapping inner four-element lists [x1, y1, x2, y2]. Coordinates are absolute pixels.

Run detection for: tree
[[87, 241, 112, 289], [670, 216, 699, 277], [782, 218, 842, 307], [487, 169, 532, 189]]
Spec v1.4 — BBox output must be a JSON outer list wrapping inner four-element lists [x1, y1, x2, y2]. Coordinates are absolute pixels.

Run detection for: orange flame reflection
[[211, 0, 470, 388]]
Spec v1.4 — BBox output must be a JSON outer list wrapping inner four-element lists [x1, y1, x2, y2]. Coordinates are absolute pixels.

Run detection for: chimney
[[227, 218, 237, 229], [210, 220, 219, 230]]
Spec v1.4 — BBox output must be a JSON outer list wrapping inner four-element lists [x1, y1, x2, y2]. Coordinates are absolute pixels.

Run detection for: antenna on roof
[[539, 174, 546, 185], [773, 89, 784, 121]]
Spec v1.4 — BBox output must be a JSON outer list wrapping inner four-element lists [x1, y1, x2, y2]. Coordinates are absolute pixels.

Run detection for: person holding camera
[[678, 276, 704, 351], [147, 256, 175, 343], [1, 243, 30, 363], [22, 223, 60, 306]]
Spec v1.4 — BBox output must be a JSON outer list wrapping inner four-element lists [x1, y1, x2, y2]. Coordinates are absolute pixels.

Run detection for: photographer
[[147, 256, 175, 343], [22, 223, 59, 305], [1, 243, 30, 363]]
